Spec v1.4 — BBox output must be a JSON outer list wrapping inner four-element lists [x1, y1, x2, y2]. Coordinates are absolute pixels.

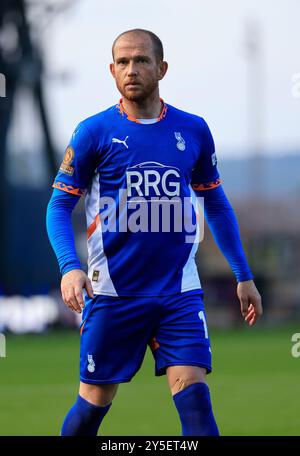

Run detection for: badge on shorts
[[92, 270, 99, 282], [87, 354, 95, 373]]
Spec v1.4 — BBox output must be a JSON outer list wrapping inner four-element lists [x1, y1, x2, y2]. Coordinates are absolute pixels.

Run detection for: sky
[[11, 0, 300, 160]]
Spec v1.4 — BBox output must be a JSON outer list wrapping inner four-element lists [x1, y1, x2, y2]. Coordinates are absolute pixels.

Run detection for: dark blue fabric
[[46, 185, 253, 284], [60, 394, 111, 436], [191, 117, 219, 185], [46, 188, 81, 275], [194, 184, 253, 282], [173, 382, 219, 436], [50, 103, 220, 296], [79, 290, 211, 384]]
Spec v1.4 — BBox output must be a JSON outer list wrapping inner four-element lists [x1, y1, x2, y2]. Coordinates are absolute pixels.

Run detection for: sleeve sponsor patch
[[60, 146, 75, 175]]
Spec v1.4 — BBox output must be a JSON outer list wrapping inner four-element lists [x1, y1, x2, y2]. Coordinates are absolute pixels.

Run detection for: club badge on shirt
[[174, 132, 186, 151]]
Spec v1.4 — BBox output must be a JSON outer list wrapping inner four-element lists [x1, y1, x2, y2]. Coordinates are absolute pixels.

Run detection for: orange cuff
[[52, 181, 85, 196], [192, 178, 221, 191]]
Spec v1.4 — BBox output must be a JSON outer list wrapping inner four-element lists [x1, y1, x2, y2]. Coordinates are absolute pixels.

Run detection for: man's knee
[[79, 382, 119, 407], [170, 377, 206, 395], [167, 366, 206, 396]]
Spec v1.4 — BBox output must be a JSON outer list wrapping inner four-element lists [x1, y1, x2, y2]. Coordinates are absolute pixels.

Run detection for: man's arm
[[190, 118, 262, 325], [47, 121, 98, 313], [46, 188, 94, 313], [194, 184, 262, 326]]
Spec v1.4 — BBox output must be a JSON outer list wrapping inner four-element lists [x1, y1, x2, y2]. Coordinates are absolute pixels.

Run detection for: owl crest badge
[[174, 132, 186, 151]]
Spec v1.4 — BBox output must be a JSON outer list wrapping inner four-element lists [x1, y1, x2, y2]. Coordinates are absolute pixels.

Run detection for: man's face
[[110, 33, 167, 102]]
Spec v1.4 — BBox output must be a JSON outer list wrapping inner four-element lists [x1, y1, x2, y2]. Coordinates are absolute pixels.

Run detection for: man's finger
[[252, 300, 263, 318], [240, 297, 250, 317], [255, 301, 263, 317], [62, 289, 71, 308], [248, 304, 263, 326], [247, 303, 254, 312], [70, 295, 82, 313], [66, 289, 82, 313], [249, 313, 258, 326], [245, 309, 255, 323], [85, 278, 94, 299], [74, 287, 85, 309], [245, 307, 255, 318]]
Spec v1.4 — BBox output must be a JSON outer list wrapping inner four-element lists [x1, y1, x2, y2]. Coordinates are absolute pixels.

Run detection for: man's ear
[[109, 63, 115, 78], [158, 61, 168, 81]]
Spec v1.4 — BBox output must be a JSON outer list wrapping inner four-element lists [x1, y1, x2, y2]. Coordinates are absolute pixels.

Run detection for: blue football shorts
[[79, 289, 212, 384]]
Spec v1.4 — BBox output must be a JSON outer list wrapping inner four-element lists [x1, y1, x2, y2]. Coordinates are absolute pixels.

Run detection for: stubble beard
[[117, 79, 158, 103]]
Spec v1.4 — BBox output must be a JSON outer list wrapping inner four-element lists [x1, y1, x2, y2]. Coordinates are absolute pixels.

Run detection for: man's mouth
[[125, 82, 141, 88]]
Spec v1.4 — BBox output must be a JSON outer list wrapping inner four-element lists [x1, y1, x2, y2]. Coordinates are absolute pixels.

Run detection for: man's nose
[[127, 60, 138, 76]]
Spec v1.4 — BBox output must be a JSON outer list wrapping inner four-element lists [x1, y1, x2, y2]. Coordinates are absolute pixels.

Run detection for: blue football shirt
[[53, 99, 221, 296]]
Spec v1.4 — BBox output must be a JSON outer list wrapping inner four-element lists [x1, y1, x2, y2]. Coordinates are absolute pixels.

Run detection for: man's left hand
[[237, 280, 263, 326]]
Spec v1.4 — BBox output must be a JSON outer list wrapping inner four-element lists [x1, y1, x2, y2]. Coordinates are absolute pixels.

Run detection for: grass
[[0, 325, 299, 435]]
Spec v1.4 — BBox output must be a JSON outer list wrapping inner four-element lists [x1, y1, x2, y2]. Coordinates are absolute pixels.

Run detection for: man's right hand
[[61, 269, 94, 313]]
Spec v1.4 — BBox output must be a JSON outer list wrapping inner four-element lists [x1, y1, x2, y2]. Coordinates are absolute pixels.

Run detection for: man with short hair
[[46, 28, 262, 436]]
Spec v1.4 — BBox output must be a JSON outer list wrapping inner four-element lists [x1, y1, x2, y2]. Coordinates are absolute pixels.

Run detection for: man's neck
[[121, 93, 163, 119]]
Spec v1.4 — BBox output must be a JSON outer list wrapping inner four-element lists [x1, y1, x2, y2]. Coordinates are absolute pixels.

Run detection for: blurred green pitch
[[0, 326, 299, 436]]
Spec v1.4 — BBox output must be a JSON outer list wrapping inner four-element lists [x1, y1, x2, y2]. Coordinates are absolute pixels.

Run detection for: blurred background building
[[0, 0, 299, 332]]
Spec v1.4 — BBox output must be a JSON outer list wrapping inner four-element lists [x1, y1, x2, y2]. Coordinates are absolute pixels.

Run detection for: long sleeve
[[46, 187, 82, 275], [194, 184, 253, 282]]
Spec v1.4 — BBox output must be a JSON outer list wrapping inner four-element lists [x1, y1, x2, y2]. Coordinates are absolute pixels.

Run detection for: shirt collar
[[116, 98, 168, 123]]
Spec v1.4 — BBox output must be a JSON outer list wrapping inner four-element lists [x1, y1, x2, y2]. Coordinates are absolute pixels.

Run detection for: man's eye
[[137, 58, 147, 63], [118, 60, 127, 65]]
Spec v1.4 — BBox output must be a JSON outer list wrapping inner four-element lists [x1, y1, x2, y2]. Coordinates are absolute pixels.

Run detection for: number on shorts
[[198, 310, 208, 339]]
